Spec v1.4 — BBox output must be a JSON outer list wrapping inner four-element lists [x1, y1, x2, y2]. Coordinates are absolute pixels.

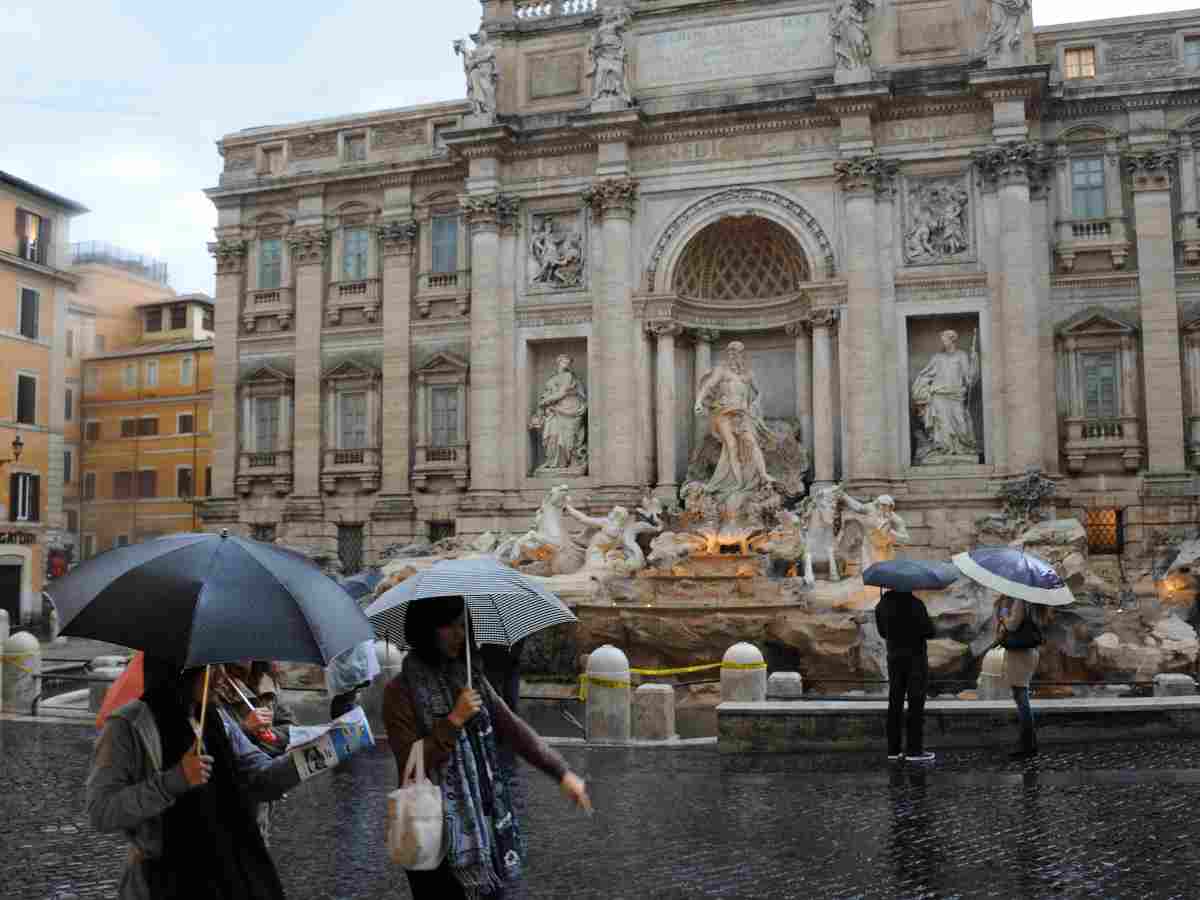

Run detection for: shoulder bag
[[387, 740, 444, 870], [1000, 613, 1044, 651]]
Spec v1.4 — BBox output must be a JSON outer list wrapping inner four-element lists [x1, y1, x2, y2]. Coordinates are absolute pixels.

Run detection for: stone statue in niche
[[985, 0, 1031, 60], [830, 0, 874, 83], [904, 180, 970, 263], [588, 5, 633, 108], [840, 492, 911, 572], [454, 30, 497, 121], [911, 329, 981, 465], [530, 217, 584, 289], [531, 354, 588, 475]]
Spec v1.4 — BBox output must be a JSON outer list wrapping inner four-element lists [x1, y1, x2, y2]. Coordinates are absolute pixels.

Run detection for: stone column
[[584, 178, 640, 489], [649, 322, 683, 493], [811, 309, 838, 484], [378, 221, 417, 494], [976, 144, 1045, 473], [1128, 151, 1187, 472], [287, 228, 329, 496], [785, 321, 814, 463], [207, 238, 247, 498], [1031, 172, 1059, 474], [464, 194, 516, 496], [833, 155, 895, 485], [692, 329, 718, 461]]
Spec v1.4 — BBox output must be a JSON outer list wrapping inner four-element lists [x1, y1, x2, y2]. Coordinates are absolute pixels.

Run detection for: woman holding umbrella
[[383, 595, 591, 899], [86, 659, 301, 899]]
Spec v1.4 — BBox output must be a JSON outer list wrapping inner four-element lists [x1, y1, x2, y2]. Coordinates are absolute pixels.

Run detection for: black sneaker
[[906, 751, 936, 763]]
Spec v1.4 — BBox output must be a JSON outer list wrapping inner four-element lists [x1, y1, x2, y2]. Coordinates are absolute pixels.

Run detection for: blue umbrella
[[952, 547, 1076, 606], [863, 559, 961, 591]]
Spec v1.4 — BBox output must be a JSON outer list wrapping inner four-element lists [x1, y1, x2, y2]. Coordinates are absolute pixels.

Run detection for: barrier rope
[[577, 660, 766, 699]]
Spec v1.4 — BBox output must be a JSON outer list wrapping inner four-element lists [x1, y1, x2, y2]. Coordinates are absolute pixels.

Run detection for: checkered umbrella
[[364, 557, 576, 651]]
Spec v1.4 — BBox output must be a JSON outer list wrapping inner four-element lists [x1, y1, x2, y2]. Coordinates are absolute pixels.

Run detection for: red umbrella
[[95, 652, 145, 730]]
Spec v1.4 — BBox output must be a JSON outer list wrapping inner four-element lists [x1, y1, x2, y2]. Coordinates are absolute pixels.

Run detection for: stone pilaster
[[692, 329, 719, 458], [378, 220, 417, 495], [207, 237, 246, 501], [464, 193, 518, 496], [583, 177, 640, 489], [975, 143, 1048, 473], [810, 308, 839, 485], [648, 322, 684, 494], [287, 227, 329, 497], [1030, 167, 1059, 475], [785, 321, 814, 467], [1126, 150, 1187, 473], [833, 154, 896, 485]]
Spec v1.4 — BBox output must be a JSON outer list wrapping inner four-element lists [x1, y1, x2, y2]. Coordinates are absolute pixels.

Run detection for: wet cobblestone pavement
[[6, 719, 1200, 899]]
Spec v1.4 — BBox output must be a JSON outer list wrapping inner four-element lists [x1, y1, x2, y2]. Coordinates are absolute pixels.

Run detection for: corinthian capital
[[973, 142, 1050, 188], [646, 321, 684, 339], [207, 238, 247, 276], [832, 155, 898, 195], [462, 193, 520, 232], [582, 177, 639, 219], [287, 228, 329, 267], [1124, 149, 1176, 191]]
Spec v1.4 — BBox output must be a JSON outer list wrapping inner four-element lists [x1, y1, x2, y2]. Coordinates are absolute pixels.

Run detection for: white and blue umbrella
[[952, 547, 1076, 606], [364, 557, 576, 650]]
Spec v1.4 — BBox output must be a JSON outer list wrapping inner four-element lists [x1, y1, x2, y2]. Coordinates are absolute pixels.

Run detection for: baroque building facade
[[203, 0, 1200, 569]]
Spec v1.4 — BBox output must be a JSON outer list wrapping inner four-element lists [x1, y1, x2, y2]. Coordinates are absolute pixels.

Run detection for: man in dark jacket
[[875, 590, 937, 762]]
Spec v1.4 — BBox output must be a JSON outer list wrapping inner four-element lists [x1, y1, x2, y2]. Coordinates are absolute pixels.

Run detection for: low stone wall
[[718, 697, 1200, 754]]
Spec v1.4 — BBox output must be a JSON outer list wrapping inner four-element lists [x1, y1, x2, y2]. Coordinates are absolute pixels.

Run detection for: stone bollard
[[89, 667, 126, 713], [721, 642, 767, 702], [632, 683, 676, 741], [1153, 673, 1198, 697], [766, 671, 804, 700], [2, 631, 42, 714], [0, 609, 8, 711], [585, 645, 630, 742], [976, 647, 1008, 700]]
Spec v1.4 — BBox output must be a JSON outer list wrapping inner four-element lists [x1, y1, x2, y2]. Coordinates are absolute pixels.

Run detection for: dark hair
[[405, 595, 471, 666]]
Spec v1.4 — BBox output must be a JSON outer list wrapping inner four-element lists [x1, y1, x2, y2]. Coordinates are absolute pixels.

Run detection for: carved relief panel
[[527, 210, 587, 293], [901, 174, 975, 266]]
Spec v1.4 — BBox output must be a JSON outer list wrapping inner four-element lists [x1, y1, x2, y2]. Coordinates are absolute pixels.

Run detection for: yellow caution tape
[[577, 673, 631, 701], [720, 661, 768, 670], [0, 653, 40, 675], [629, 663, 722, 676], [577, 661, 765, 699]]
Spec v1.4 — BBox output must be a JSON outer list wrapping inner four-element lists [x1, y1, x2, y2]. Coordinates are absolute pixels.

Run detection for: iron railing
[[71, 241, 169, 285]]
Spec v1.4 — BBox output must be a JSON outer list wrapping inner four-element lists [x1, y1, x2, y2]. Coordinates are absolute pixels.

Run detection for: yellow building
[[79, 296, 214, 555], [0, 171, 88, 626]]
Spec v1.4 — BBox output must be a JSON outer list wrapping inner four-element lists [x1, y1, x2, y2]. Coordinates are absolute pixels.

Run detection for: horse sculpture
[[495, 484, 583, 575], [797, 483, 843, 586]]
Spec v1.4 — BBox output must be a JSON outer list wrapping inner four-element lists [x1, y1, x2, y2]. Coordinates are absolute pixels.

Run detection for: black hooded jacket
[[874, 591, 936, 655]]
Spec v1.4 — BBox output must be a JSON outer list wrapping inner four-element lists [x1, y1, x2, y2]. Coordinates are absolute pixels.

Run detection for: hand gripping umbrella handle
[[194, 665, 212, 754]]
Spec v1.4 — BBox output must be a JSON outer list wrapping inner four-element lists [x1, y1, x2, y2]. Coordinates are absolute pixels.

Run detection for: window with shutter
[[16, 374, 36, 424], [16, 210, 43, 262], [178, 413, 194, 434], [180, 356, 195, 386], [205, 466, 213, 497], [339, 391, 368, 449], [114, 471, 133, 499], [66, 509, 78, 533], [171, 305, 187, 329], [63, 451, 72, 484], [177, 468, 193, 498], [431, 216, 458, 274], [65, 388, 73, 421], [138, 418, 158, 437], [342, 228, 369, 280], [85, 421, 100, 441], [121, 419, 137, 438], [10, 473, 40, 521], [255, 397, 280, 452], [145, 360, 158, 387], [431, 387, 458, 447], [82, 472, 96, 500], [145, 308, 162, 332], [19, 288, 39, 339], [138, 470, 157, 498]]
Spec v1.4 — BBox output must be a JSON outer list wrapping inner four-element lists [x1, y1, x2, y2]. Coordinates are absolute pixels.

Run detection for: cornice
[[876, 98, 992, 121], [507, 141, 597, 160], [634, 115, 838, 145]]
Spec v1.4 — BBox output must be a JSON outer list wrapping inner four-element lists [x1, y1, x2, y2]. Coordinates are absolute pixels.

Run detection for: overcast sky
[[3, 0, 1197, 297]]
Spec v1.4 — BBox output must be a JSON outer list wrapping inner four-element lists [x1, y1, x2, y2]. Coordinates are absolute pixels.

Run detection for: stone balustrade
[[320, 447, 381, 494], [243, 286, 295, 332], [1063, 414, 1144, 472], [1054, 216, 1131, 271], [326, 278, 381, 325], [413, 442, 470, 491], [514, 0, 596, 19], [236, 449, 293, 496]]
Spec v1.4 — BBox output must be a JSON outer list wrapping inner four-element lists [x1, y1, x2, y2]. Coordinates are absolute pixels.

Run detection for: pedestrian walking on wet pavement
[[85, 657, 301, 899], [875, 590, 937, 763], [996, 596, 1043, 759], [383, 595, 591, 899]]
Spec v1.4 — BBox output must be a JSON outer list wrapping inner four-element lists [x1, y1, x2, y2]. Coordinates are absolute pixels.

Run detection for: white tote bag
[[387, 740, 445, 870]]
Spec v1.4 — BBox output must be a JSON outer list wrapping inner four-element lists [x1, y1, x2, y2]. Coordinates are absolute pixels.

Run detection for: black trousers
[[404, 860, 506, 899], [886, 648, 929, 756]]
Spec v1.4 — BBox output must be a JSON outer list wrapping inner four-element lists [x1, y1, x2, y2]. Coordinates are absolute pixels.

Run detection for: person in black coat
[[875, 590, 937, 762]]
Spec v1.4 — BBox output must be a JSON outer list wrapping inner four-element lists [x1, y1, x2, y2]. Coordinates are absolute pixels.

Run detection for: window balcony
[[1063, 415, 1144, 473], [326, 278, 380, 326], [321, 447, 381, 494], [413, 442, 469, 491], [236, 449, 293, 496], [416, 271, 471, 317], [243, 287, 294, 332], [1054, 217, 1131, 272]]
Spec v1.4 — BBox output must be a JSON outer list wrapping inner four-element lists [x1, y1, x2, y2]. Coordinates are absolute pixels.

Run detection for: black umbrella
[[863, 559, 962, 592], [48, 531, 375, 667]]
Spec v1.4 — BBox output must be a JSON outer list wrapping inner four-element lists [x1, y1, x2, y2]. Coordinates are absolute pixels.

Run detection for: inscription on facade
[[529, 52, 583, 99], [636, 14, 832, 88], [633, 129, 835, 165], [897, 1, 960, 53]]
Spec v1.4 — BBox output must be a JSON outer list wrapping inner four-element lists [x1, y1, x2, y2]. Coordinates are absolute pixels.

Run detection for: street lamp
[[0, 434, 23, 468]]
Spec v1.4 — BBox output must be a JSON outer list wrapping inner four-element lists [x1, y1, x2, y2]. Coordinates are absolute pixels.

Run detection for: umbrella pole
[[465, 606, 473, 692], [194, 665, 212, 754]]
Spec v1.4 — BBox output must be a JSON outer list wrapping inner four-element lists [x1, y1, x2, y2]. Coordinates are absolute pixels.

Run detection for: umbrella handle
[[194, 665, 212, 755], [465, 606, 472, 692]]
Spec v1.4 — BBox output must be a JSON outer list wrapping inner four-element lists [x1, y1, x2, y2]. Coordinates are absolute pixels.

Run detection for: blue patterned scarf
[[403, 654, 523, 898]]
